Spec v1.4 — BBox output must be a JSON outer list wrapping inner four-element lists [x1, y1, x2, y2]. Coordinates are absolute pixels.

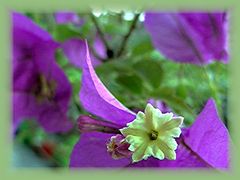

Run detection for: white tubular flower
[[120, 103, 183, 163]]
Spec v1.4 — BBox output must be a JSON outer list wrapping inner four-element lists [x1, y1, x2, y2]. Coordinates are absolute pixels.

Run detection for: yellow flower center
[[149, 130, 158, 140]]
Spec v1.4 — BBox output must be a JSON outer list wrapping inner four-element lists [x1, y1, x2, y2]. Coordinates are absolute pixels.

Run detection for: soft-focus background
[[13, 11, 228, 167]]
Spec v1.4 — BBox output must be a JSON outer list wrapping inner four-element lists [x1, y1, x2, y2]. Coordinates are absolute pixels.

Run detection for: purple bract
[[144, 12, 228, 65], [12, 12, 73, 133], [61, 35, 107, 68], [54, 11, 84, 26]]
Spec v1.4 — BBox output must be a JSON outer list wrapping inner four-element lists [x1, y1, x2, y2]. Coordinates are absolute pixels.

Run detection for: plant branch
[[90, 13, 111, 51], [74, 95, 82, 113], [201, 66, 228, 128], [116, 13, 140, 57]]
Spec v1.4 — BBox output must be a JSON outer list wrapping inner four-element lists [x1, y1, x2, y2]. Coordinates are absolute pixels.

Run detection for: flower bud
[[106, 134, 132, 160], [77, 115, 120, 134]]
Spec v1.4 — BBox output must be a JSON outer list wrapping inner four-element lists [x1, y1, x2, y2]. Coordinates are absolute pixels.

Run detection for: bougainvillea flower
[[69, 40, 229, 169], [54, 11, 84, 26], [120, 104, 183, 162], [144, 12, 228, 65], [13, 12, 73, 133], [62, 35, 107, 68]]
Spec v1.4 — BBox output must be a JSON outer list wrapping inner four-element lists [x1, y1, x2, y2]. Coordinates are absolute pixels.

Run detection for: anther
[[149, 130, 158, 140]]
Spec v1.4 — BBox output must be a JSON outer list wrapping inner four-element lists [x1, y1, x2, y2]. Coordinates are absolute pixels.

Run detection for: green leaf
[[116, 72, 143, 94], [53, 25, 82, 42], [128, 29, 154, 56], [53, 134, 79, 167], [101, 15, 131, 35], [133, 59, 163, 90], [176, 83, 188, 99], [55, 49, 69, 67], [65, 68, 82, 95]]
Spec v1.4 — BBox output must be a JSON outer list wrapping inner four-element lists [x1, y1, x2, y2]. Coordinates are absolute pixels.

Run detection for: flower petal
[[12, 12, 72, 133], [13, 93, 40, 133], [38, 107, 73, 133], [149, 144, 165, 160], [160, 138, 178, 150], [123, 112, 148, 132], [160, 116, 183, 131], [144, 12, 228, 65], [54, 11, 83, 26], [158, 137, 209, 168], [92, 34, 108, 60], [13, 92, 73, 133], [164, 127, 182, 138], [132, 143, 149, 163], [183, 98, 230, 169], [61, 38, 101, 68], [13, 12, 54, 41], [13, 17, 59, 92], [127, 157, 160, 168], [156, 140, 176, 160], [46, 63, 72, 112], [69, 132, 130, 167], [121, 127, 147, 138], [155, 112, 173, 129], [80, 40, 136, 125]]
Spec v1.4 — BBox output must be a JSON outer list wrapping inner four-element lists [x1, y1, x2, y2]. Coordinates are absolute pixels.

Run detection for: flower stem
[[116, 13, 140, 57], [90, 13, 111, 52], [201, 66, 227, 128], [74, 95, 82, 113]]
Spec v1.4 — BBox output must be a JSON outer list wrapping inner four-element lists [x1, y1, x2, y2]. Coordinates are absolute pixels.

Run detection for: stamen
[[107, 134, 132, 159], [32, 74, 56, 103], [149, 130, 158, 140]]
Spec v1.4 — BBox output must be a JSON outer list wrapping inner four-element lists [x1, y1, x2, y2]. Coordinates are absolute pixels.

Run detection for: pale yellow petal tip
[[172, 116, 184, 126], [132, 153, 142, 163], [154, 152, 164, 160], [145, 103, 155, 112], [146, 103, 154, 109], [132, 153, 150, 163], [136, 111, 145, 119], [128, 145, 135, 152], [119, 128, 126, 136], [168, 155, 176, 160], [132, 157, 140, 163], [166, 151, 176, 160]]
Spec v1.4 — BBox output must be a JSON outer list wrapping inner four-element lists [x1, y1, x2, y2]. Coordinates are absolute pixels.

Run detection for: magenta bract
[[55, 11, 84, 26], [12, 12, 73, 133], [144, 12, 228, 65]]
